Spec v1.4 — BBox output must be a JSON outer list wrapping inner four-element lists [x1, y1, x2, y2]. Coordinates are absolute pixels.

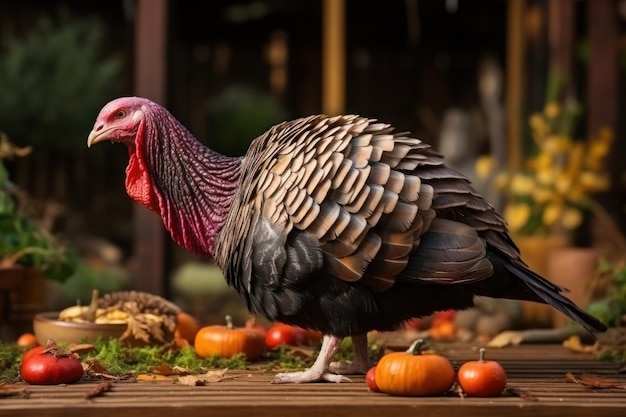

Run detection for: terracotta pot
[[0, 266, 24, 322], [547, 247, 599, 328], [5, 268, 47, 339]]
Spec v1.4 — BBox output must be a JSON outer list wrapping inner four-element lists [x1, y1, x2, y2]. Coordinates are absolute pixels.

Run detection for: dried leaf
[[177, 368, 229, 386], [487, 331, 524, 348], [120, 315, 151, 344], [146, 317, 165, 343], [120, 314, 167, 344], [562, 336, 599, 354], [89, 372, 134, 381], [136, 373, 168, 381], [83, 358, 110, 374], [150, 363, 191, 376], [566, 372, 626, 389], [84, 381, 112, 399], [68, 343, 96, 355]]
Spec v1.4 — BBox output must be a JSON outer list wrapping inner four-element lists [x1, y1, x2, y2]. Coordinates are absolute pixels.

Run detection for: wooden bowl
[[33, 312, 127, 345]]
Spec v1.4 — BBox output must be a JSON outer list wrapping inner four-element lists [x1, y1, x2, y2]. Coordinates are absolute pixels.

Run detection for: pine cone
[[98, 291, 181, 345]]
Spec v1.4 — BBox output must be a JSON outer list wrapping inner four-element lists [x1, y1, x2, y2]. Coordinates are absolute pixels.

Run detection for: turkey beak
[[87, 126, 109, 148]]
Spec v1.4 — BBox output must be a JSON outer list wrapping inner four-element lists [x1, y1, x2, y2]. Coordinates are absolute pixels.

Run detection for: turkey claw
[[271, 370, 352, 384]]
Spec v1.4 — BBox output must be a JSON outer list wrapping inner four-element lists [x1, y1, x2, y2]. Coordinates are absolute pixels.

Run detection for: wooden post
[[548, 0, 575, 90], [132, 0, 168, 295], [322, 0, 345, 116], [587, 0, 618, 138], [505, 0, 526, 169]]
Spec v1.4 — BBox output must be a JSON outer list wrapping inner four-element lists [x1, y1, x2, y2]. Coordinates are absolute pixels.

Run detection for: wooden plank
[[131, 0, 168, 296], [2, 344, 625, 417]]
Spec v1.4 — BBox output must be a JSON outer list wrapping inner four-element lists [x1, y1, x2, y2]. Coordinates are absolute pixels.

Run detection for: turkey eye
[[115, 110, 126, 118]]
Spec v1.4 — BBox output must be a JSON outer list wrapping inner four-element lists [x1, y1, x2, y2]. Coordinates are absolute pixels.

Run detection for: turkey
[[87, 97, 606, 383]]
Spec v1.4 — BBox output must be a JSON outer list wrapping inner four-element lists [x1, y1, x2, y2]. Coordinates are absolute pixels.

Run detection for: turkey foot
[[271, 369, 352, 384], [271, 334, 350, 384], [328, 334, 371, 375]]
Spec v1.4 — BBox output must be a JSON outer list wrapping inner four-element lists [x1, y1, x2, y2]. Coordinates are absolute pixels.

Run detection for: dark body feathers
[[212, 114, 606, 336]]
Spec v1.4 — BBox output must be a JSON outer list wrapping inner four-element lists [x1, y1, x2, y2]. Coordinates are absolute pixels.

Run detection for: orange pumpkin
[[194, 315, 265, 360], [457, 347, 507, 396], [174, 311, 202, 343], [375, 339, 455, 396], [428, 320, 457, 341]]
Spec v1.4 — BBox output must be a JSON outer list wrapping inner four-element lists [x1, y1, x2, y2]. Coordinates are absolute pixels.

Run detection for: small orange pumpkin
[[174, 311, 202, 343], [194, 315, 265, 360], [457, 347, 507, 396], [375, 339, 455, 396], [428, 320, 457, 341]]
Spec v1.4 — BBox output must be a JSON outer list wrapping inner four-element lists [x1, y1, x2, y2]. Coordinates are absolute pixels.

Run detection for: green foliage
[[205, 85, 288, 156], [0, 133, 77, 282], [0, 6, 122, 151], [57, 261, 131, 305], [587, 258, 626, 328]]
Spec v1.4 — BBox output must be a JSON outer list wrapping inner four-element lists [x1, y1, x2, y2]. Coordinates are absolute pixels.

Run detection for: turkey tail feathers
[[502, 261, 607, 334]]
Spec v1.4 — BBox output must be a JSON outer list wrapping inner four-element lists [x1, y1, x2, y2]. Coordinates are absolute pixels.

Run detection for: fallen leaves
[[487, 330, 524, 348], [566, 372, 626, 390], [120, 314, 166, 345], [562, 336, 599, 354], [177, 369, 229, 386]]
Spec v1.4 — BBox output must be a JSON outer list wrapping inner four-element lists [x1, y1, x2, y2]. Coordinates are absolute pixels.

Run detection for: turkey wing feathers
[[216, 114, 518, 305]]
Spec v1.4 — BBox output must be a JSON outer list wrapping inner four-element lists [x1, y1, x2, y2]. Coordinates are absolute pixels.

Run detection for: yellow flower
[[474, 155, 496, 180], [561, 207, 583, 230], [533, 153, 554, 172], [566, 142, 585, 180], [529, 113, 545, 130], [529, 114, 548, 139], [494, 172, 510, 190], [543, 202, 563, 227], [532, 186, 553, 204], [589, 140, 610, 158], [544, 102, 560, 119], [543, 135, 571, 153], [555, 176, 572, 195], [536, 167, 557, 186], [510, 173, 534, 196], [579, 171, 610, 192], [499, 92, 614, 235], [504, 203, 531, 232]]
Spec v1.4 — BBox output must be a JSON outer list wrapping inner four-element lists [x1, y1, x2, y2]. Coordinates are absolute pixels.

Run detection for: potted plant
[[475, 72, 615, 328], [0, 133, 77, 336], [0, 133, 77, 279]]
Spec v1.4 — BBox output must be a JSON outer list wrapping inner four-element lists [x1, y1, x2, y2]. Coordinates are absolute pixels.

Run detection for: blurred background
[[1, 0, 625, 339]]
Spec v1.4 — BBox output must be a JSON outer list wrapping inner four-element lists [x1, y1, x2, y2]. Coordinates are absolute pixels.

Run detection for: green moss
[[0, 343, 26, 383], [82, 338, 251, 374], [1, 336, 386, 382]]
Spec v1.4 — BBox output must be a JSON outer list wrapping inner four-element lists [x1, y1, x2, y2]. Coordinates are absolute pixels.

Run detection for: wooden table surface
[[1, 343, 625, 417]]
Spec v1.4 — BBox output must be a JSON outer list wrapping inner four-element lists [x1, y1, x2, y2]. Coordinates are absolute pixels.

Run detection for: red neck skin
[[125, 107, 241, 258]]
